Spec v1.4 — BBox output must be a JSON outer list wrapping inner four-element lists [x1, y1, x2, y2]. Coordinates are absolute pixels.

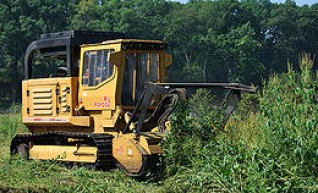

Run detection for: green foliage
[[163, 89, 225, 175], [0, 0, 74, 105], [215, 22, 265, 84], [70, 0, 106, 30], [188, 89, 225, 137], [163, 55, 318, 192], [163, 169, 235, 193], [2, 0, 318, 105]]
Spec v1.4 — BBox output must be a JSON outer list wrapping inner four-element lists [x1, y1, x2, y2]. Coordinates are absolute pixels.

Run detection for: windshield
[[82, 49, 114, 87], [122, 53, 159, 106]]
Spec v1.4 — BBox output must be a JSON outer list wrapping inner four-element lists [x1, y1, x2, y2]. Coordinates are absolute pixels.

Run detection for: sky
[[175, 0, 317, 6]]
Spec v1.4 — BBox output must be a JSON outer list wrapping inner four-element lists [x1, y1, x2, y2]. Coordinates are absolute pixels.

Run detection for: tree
[[70, 0, 106, 30], [0, 0, 74, 105], [215, 22, 264, 84]]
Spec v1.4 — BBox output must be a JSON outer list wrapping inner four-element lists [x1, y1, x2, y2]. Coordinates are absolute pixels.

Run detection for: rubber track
[[10, 131, 115, 170], [90, 134, 115, 169]]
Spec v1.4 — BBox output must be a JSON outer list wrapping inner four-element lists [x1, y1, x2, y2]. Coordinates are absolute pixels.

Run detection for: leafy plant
[[163, 55, 318, 192]]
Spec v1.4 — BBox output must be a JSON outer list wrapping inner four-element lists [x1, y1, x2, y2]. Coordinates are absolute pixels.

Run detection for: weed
[[163, 55, 318, 192]]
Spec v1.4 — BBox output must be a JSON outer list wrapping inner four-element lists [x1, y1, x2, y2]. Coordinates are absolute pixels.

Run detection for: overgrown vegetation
[[0, 57, 317, 192], [163, 55, 318, 192]]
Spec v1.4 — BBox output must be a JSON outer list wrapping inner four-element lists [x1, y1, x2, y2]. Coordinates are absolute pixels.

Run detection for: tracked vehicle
[[11, 31, 256, 176]]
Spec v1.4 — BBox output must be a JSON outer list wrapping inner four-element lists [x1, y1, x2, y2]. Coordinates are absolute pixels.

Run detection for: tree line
[[1, 0, 318, 108]]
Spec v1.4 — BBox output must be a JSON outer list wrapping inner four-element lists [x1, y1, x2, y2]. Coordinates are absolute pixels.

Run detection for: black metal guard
[[123, 82, 257, 135], [122, 83, 169, 134]]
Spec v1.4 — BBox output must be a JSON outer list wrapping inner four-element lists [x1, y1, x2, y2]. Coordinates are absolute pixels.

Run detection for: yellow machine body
[[15, 33, 172, 175]]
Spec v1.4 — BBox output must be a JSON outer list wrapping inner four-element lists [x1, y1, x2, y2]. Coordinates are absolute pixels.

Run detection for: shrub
[[163, 55, 318, 192]]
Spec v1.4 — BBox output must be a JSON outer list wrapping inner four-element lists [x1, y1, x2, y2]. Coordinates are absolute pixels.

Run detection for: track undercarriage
[[10, 131, 163, 176], [11, 132, 114, 168]]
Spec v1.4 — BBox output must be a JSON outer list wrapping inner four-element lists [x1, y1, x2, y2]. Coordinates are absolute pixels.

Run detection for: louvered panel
[[34, 110, 53, 115], [33, 99, 52, 104], [32, 88, 52, 93], [33, 93, 52, 99], [31, 87, 53, 116], [33, 104, 52, 110]]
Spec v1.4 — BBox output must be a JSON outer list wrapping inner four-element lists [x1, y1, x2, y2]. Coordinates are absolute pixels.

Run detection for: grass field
[[0, 113, 167, 193]]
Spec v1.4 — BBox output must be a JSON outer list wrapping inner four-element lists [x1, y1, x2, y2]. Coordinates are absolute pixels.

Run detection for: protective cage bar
[[24, 31, 125, 79]]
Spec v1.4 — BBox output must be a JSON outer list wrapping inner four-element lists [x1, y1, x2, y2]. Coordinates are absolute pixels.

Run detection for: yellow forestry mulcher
[[10, 31, 256, 176]]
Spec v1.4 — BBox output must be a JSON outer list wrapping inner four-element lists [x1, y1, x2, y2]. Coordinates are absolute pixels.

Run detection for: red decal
[[94, 96, 111, 108], [24, 117, 68, 122], [115, 146, 124, 155]]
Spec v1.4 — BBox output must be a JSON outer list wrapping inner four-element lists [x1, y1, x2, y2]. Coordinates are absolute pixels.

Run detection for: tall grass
[[0, 108, 163, 193], [0, 157, 165, 193], [163, 55, 318, 192], [0, 106, 27, 159]]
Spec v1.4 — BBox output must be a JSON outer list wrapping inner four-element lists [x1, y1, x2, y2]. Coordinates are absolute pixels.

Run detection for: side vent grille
[[61, 87, 69, 113], [32, 88, 53, 116]]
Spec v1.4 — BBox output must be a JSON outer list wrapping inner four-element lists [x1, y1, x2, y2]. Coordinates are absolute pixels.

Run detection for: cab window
[[122, 53, 160, 105], [82, 49, 114, 86], [31, 50, 67, 78]]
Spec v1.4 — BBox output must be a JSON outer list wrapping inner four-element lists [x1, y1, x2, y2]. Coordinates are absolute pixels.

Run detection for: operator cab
[[78, 39, 172, 111]]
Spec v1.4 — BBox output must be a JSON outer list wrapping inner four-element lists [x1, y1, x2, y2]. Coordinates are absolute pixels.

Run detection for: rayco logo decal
[[94, 96, 111, 108]]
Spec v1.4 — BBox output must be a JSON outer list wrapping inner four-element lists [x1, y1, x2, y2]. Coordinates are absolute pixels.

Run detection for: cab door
[[121, 52, 160, 106], [78, 48, 117, 111]]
